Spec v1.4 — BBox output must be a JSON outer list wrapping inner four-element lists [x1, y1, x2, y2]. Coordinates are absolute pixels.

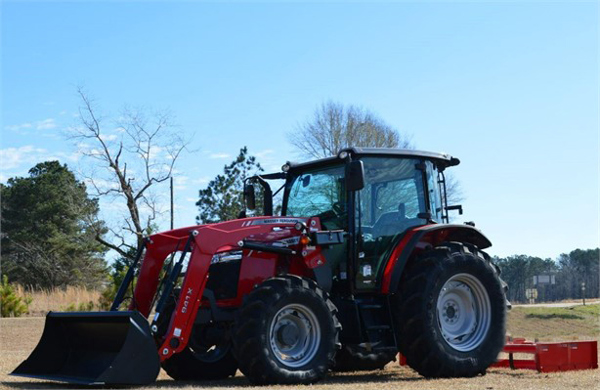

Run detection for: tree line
[[495, 249, 599, 303]]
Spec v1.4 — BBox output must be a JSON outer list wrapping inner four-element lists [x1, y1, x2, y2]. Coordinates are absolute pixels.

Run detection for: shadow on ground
[[525, 313, 584, 320], [2, 370, 424, 389]]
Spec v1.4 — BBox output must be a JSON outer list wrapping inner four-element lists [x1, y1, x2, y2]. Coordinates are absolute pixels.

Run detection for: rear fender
[[381, 224, 492, 294]]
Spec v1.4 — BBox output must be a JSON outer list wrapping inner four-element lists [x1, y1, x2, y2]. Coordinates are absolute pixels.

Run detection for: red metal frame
[[130, 216, 326, 362], [399, 338, 598, 373], [491, 338, 598, 373]]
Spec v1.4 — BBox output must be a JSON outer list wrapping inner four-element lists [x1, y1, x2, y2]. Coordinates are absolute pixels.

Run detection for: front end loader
[[12, 147, 508, 385]]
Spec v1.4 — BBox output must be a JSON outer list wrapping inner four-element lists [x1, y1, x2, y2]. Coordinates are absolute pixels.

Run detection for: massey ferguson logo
[[241, 218, 307, 227], [181, 288, 193, 313]]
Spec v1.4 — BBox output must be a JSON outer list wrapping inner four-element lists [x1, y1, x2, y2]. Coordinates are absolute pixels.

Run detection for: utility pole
[[581, 282, 586, 306], [170, 176, 174, 230]]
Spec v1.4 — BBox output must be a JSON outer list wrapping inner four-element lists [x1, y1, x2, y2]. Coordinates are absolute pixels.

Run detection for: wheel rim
[[269, 303, 321, 368], [436, 273, 491, 352]]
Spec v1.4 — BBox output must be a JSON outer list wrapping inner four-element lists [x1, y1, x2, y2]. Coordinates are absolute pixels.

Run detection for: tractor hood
[[132, 216, 315, 317]]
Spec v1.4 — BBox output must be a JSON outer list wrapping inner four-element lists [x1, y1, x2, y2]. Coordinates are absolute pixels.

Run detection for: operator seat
[[373, 203, 407, 239]]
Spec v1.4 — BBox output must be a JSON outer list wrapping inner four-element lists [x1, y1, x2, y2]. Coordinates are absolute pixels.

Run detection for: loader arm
[[131, 217, 319, 362]]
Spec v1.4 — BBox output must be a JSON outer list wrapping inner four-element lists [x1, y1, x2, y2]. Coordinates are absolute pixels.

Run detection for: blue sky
[[1, 1, 598, 260]]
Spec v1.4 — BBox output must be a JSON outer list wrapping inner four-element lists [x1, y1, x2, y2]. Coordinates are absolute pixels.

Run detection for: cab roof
[[285, 147, 460, 172]]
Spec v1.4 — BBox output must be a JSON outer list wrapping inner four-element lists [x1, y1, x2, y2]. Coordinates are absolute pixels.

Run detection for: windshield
[[284, 165, 346, 230]]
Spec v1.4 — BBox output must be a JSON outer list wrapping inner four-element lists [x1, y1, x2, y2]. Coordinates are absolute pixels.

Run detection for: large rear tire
[[334, 345, 396, 372], [392, 242, 506, 378], [232, 275, 340, 385]]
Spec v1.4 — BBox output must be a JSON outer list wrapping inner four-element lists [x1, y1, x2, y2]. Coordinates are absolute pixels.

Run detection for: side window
[[374, 179, 420, 220], [426, 161, 442, 222]]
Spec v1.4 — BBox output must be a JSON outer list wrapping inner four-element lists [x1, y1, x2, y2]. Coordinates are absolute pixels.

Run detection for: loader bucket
[[11, 310, 160, 385]]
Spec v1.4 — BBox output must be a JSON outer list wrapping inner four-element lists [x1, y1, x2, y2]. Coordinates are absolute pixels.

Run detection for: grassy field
[[0, 304, 598, 390], [13, 286, 101, 317], [507, 304, 599, 341]]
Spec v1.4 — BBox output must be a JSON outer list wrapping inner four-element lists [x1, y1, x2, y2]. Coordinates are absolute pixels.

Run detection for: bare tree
[[289, 101, 463, 206], [289, 101, 412, 159], [71, 88, 187, 258]]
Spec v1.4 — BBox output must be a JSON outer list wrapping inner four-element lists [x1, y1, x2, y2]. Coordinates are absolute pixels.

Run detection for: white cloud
[[0, 145, 84, 178], [36, 118, 57, 130], [84, 177, 120, 193], [100, 134, 118, 142], [193, 176, 210, 185], [5, 122, 33, 131], [209, 153, 230, 159], [5, 118, 57, 132], [255, 149, 274, 158], [173, 175, 188, 190], [0, 145, 47, 170]]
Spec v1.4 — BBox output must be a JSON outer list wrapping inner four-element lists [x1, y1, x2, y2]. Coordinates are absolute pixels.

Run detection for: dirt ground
[[1, 313, 598, 390]]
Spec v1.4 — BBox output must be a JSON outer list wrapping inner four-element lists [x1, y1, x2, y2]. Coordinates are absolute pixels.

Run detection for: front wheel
[[159, 293, 238, 381], [232, 275, 340, 385], [392, 242, 506, 378]]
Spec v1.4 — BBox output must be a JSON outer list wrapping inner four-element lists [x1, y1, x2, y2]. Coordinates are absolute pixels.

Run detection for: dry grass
[[507, 304, 599, 341], [13, 286, 101, 317], [0, 305, 598, 390]]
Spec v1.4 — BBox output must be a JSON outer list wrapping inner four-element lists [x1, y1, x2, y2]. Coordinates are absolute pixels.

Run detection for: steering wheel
[[332, 202, 346, 219]]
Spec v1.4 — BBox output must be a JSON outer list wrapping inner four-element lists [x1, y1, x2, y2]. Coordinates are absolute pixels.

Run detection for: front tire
[[392, 242, 506, 378], [161, 337, 238, 381], [232, 275, 340, 385], [158, 291, 238, 381]]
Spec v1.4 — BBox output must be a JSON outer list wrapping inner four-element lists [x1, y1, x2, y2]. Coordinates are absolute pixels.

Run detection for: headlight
[[211, 250, 243, 265]]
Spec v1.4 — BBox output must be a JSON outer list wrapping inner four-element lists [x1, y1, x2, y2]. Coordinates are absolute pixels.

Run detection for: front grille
[[206, 260, 241, 300]]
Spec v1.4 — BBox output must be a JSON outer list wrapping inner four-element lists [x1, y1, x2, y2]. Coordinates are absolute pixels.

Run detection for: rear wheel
[[232, 275, 340, 385], [334, 345, 396, 372], [392, 242, 506, 378]]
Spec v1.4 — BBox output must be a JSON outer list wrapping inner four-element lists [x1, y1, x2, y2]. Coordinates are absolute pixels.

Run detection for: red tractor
[[13, 148, 508, 385]]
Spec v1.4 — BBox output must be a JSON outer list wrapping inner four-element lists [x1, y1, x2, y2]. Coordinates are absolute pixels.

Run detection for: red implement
[[399, 338, 598, 373], [490, 338, 598, 373]]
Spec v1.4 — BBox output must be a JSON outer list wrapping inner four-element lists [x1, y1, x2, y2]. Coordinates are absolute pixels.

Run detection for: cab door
[[354, 157, 428, 290]]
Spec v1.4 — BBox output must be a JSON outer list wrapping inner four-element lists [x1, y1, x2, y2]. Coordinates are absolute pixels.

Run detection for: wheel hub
[[269, 304, 321, 368], [444, 302, 458, 321], [437, 273, 492, 352], [277, 320, 300, 347]]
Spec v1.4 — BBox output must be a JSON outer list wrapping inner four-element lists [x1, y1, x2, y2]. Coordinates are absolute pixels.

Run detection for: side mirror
[[345, 160, 365, 192], [244, 183, 256, 210]]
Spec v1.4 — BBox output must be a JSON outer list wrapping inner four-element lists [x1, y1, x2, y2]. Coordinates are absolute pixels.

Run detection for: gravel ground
[[1, 317, 598, 390]]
